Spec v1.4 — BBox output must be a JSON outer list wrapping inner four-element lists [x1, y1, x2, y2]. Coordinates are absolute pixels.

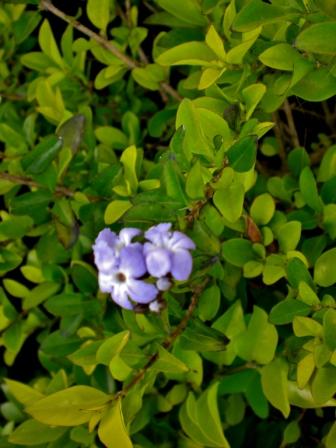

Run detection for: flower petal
[[95, 228, 117, 246], [145, 247, 171, 278], [98, 271, 114, 293], [169, 231, 195, 250], [145, 223, 171, 244], [156, 277, 172, 291], [93, 241, 118, 271], [149, 300, 161, 313], [171, 249, 193, 281], [127, 279, 158, 303], [111, 285, 134, 310], [119, 228, 142, 246], [119, 245, 146, 278]]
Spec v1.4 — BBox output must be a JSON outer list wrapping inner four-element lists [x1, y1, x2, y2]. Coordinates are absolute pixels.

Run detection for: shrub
[[0, 0, 336, 447]]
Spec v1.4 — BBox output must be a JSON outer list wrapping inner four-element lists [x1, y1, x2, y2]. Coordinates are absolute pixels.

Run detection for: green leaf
[[198, 284, 221, 321], [132, 64, 165, 91], [157, 42, 217, 66], [291, 68, 336, 102], [156, 0, 207, 26], [26, 386, 110, 426], [205, 25, 226, 60], [186, 161, 205, 199], [250, 193, 275, 225], [87, 0, 111, 32], [259, 43, 304, 71], [326, 422, 336, 448], [234, 306, 278, 364], [283, 421, 300, 445], [154, 345, 189, 373], [21, 136, 62, 175], [56, 114, 85, 153], [96, 331, 130, 365], [261, 358, 290, 418], [299, 167, 323, 212], [38, 19, 64, 67], [293, 316, 322, 337], [120, 145, 139, 194], [222, 238, 255, 267], [104, 200, 133, 225], [5, 379, 44, 406], [8, 420, 66, 446], [196, 383, 230, 448], [98, 399, 133, 448], [296, 22, 336, 55], [314, 248, 336, 287], [323, 309, 336, 351], [242, 83, 266, 120], [23, 281, 60, 310], [41, 330, 81, 357], [0, 215, 34, 241], [311, 366, 336, 404], [297, 353, 315, 389], [233, 0, 297, 32], [226, 136, 257, 172], [213, 182, 245, 223], [269, 299, 311, 325], [276, 221, 301, 253], [71, 261, 97, 294]]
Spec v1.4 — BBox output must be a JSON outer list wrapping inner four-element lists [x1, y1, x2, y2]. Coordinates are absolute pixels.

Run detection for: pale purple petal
[[145, 247, 171, 278], [145, 223, 172, 244], [171, 249, 193, 281], [149, 300, 161, 313], [112, 285, 134, 310], [119, 245, 146, 278], [127, 279, 158, 303], [93, 241, 118, 271], [98, 272, 114, 293], [156, 277, 171, 291], [169, 231, 196, 250], [95, 228, 117, 246], [119, 228, 142, 246]]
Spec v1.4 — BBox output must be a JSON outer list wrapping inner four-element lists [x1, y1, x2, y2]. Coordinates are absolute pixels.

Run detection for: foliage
[[0, 0, 336, 447]]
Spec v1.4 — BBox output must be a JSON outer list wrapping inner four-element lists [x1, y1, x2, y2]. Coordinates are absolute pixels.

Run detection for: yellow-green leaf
[[98, 399, 133, 448]]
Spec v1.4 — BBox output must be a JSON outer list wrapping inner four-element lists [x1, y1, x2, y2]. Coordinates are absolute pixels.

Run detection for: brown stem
[[115, 279, 209, 400], [39, 0, 181, 101], [272, 111, 287, 165], [0, 172, 103, 201], [283, 99, 300, 148]]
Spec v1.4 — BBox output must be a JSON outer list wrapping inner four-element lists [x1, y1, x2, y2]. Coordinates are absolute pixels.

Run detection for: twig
[[272, 111, 287, 165], [39, 0, 181, 101], [115, 279, 209, 400], [283, 99, 300, 148], [0, 172, 103, 201]]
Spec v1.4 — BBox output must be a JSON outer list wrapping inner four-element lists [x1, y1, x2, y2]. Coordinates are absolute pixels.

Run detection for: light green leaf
[[8, 419, 66, 446], [296, 22, 336, 55], [98, 399, 133, 448], [156, 0, 207, 26], [311, 366, 336, 404], [293, 316, 323, 337], [213, 181, 245, 223], [291, 68, 336, 102], [297, 353, 315, 389], [323, 309, 336, 351], [242, 83, 266, 120], [269, 299, 311, 325], [226, 136, 257, 172], [5, 379, 44, 406], [157, 42, 217, 66], [205, 25, 226, 60], [234, 306, 278, 364], [96, 331, 130, 365], [250, 193, 275, 225], [276, 221, 301, 253], [186, 161, 205, 199], [299, 167, 323, 212], [26, 386, 110, 426], [38, 19, 64, 67], [154, 346, 189, 373], [87, 0, 111, 32], [259, 43, 304, 71], [222, 238, 254, 267], [261, 358, 290, 418], [21, 136, 62, 174], [104, 200, 133, 225], [314, 248, 336, 287]]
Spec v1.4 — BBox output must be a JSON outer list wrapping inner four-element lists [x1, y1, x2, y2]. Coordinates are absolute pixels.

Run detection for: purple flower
[[144, 223, 195, 281], [93, 228, 158, 310], [93, 227, 141, 272]]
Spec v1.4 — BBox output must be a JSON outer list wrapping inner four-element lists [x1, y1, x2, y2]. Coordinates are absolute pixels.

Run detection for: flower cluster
[[93, 223, 195, 311]]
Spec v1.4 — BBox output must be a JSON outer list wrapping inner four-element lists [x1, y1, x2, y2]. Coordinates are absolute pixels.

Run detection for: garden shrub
[[0, 0, 336, 446]]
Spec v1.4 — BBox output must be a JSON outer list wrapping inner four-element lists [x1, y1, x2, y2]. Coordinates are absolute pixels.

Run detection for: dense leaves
[[0, 0, 336, 447]]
